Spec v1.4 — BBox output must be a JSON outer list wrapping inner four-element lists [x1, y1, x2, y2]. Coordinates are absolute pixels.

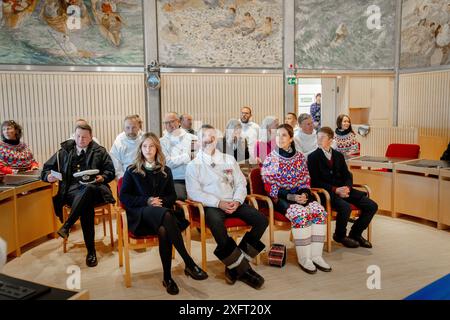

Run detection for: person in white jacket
[[160, 112, 197, 200], [110, 115, 143, 179], [185, 124, 268, 290], [294, 113, 318, 157]]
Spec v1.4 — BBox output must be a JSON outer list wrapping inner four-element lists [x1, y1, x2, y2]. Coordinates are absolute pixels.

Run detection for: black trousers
[[64, 184, 106, 252], [204, 203, 268, 254], [331, 188, 378, 238]]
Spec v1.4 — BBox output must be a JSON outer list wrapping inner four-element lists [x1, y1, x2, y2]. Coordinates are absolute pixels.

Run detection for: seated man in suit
[[307, 127, 377, 249], [41, 124, 115, 267]]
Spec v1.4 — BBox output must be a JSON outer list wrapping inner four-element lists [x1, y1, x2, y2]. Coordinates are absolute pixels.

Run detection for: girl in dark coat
[[120, 132, 207, 295]]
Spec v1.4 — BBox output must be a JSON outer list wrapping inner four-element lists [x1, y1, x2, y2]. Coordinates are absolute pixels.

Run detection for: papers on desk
[[356, 156, 390, 163]]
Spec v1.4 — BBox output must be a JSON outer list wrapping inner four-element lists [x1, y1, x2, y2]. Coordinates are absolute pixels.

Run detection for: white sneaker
[[311, 256, 332, 272]]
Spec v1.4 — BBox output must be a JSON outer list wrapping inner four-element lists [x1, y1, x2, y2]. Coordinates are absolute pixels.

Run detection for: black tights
[[158, 211, 195, 281]]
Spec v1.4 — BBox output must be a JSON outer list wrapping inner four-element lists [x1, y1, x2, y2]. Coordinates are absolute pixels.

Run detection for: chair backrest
[[385, 143, 420, 158], [249, 167, 266, 195]]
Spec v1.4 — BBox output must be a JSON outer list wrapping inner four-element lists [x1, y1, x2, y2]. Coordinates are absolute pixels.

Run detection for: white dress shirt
[[185, 149, 247, 208], [110, 131, 143, 179], [294, 129, 318, 157], [160, 129, 197, 180], [240, 121, 260, 161]]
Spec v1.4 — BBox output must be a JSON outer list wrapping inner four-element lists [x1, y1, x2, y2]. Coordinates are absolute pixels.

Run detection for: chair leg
[[367, 223, 372, 242], [102, 215, 107, 237], [117, 220, 123, 267], [200, 227, 207, 272], [172, 246, 175, 259], [185, 227, 191, 255], [123, 234, 132, 287], [63, 207, 69, 253], [326, 218, 332, 253], [63, 238, 68, 253], [108, 208, 114, 249]]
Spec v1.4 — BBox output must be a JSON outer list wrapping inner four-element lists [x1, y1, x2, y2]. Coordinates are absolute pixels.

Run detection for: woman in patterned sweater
[[334, 114, 360, 158], [261, 124, 331, 274], [0, 120, 39, 174]]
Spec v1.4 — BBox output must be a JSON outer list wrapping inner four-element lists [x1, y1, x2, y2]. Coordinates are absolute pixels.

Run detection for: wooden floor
[[3, 214, 450, 300]]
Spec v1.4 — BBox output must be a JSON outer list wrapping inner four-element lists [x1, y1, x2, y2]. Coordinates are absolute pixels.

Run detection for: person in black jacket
[[307, 127, 377, 249], [120, 132, 207, 295], [217, 119, 250, 164], [41, 124, 116, 267]]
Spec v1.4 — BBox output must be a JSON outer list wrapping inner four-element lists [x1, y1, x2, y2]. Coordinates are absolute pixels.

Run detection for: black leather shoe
[[349, 235, 372, 248], [299, 263, 317, 274], [57, 225, 70, 239], [162, 279, 179, 295], [184, 265, 208, 280], [86, 251, 98, 267], [224, 267, 238, 285], [333, 234, 359, 248], [238, 267, 264, 289]]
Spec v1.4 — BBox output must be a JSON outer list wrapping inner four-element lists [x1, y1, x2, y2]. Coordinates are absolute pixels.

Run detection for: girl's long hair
[[130, 132, 167, 177]]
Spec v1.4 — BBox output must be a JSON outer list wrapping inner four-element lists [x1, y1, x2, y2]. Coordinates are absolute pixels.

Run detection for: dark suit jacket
[[307, 148, 353, 195]]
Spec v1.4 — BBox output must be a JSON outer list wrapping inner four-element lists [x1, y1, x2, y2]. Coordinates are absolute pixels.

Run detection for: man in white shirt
[[160, 112, 197, 200], [185, 124, 268, 290], [294, 113, 319, 157], [110, 115, 143, 179], [239, 106, 260, 163]]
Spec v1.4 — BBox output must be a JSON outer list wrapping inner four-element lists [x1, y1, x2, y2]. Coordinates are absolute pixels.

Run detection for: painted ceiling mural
[[400, 0, 450, 69], [294, 0, 396, 70], [0, 0, 144, 66], [157, 0, 283, 68]]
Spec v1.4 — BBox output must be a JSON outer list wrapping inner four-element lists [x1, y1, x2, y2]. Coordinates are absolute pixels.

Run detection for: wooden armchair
[[116, 178, 191, 287], [184, 196, 262, 272], [247, 167, 331, 251]]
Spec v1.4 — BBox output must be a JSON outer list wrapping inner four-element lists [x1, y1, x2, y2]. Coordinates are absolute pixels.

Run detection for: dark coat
[[441, 142, 450, 161], [40, 139, 115, 221], [119, 166, 180, 235], [307, 148, 353, 195]]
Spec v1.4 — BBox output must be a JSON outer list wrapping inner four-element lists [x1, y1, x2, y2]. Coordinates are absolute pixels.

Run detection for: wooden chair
[[319, 184, 373, 250], [184, 196, 262, 272], [62, 203, 115, 253], [248, 167, 330, 251], [116, 178, 191, 287]]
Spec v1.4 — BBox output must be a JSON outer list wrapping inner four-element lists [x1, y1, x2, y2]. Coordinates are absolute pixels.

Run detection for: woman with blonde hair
[[120, 132, 207, 295]]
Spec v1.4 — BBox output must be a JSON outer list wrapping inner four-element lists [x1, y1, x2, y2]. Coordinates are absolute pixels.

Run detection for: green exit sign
[[287, 77, 297, 85]]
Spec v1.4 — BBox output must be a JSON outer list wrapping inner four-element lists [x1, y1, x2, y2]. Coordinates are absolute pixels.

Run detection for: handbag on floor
[[268, 243, 287, 267]]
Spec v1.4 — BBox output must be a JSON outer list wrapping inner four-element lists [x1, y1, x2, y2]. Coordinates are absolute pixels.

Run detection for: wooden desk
[[0, 188, 19, 256], [15, 181, 57, 248], [348, 156, 412, 214], [393, 160, 449, 222], [0, 181, 57, 256], [438, 168, 450, 230]]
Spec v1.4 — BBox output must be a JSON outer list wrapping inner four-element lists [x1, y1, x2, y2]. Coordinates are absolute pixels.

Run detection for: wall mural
[[157, 0, 283, 68], [294, 0, 396, 70], [400, 0, 450, 69], [0, 0, 144, 66]]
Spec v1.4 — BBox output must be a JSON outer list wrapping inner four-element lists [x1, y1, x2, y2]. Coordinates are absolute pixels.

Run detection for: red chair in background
[[385, 143, 420, 159], [116, 177, 191, 287]]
